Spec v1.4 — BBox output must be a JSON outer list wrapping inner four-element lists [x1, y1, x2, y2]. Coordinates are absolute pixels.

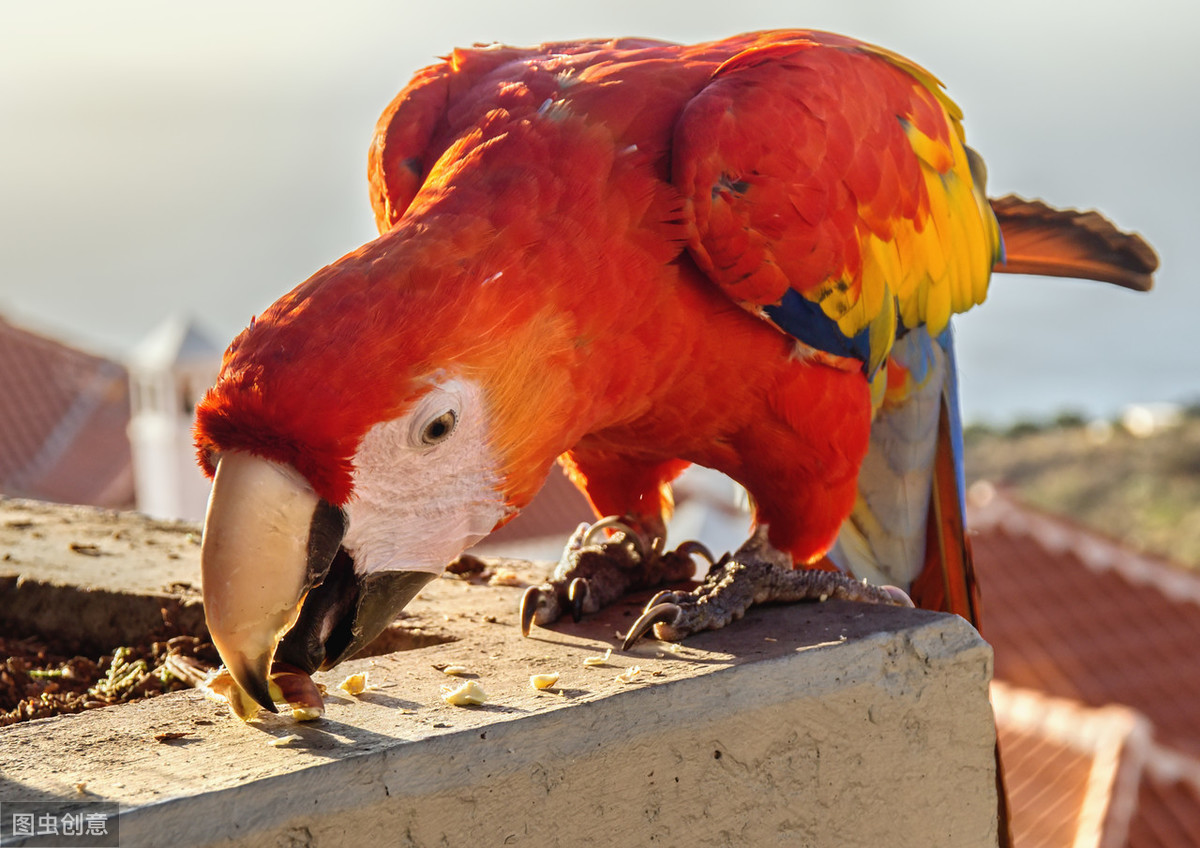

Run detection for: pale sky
[[1, 0, 1195, 422]]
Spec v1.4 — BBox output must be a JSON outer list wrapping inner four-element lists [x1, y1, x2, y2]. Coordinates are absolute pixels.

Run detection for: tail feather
[[908, 397, 981, 625], [990, 194, 1158, 292]]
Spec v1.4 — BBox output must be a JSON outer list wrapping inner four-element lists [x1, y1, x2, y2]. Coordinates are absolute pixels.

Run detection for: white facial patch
[[341, 378, 508, 577]]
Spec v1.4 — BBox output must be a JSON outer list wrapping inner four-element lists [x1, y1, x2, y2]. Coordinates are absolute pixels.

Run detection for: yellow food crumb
[[529, 672, 560, 690], [616, 666, 642, 684], [338, 672, 369, 695], [290, 704, 324, 722], [583, 648, 613, 667], [442, 665, 469, 676], [269, 734, 304, 747], [202, 669, 262, 721], [487, 569, 523, 587], [441, 679, 487, 706]]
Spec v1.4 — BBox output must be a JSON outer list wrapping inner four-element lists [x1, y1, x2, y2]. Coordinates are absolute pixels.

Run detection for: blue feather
[[763, 288, 872, 367]]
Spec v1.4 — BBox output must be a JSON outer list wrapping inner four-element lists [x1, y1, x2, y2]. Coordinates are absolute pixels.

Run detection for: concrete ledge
[[0, 500, 1000, 847], [0, 498, 207, 646]]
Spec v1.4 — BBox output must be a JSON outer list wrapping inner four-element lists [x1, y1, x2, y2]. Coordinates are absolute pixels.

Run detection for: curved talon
[[581, 515, 634, 545], [520, 586, 542, 637], [622, 602, 683, 650], [882, 585, 916, 608], [644, 589, 676, 609], [674, 540, 716, 566], [582, 516, 645, 559], [568, 577, 589, 622]]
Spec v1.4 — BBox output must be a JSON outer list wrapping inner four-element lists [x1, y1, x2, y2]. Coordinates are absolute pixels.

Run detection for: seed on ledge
[[441, 679, 487, 706], [338, 672, 369, 695], [530, 672, 560, 690]]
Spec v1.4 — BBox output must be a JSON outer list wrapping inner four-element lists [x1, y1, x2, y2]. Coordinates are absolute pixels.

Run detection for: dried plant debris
[[1, 633, 218, 726]]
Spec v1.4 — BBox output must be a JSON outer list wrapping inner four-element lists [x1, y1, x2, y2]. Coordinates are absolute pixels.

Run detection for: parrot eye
[[420, 410, 458, 445]]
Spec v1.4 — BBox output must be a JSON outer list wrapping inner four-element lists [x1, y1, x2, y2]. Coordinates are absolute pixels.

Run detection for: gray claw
[[882, 585, 915, 608], [568, 578, 589, 622], [520, 586, 542, 637], [644, 589, 675, 608], [674, 540, 716, 566], [622, 602, 683, 650], [582, 516, 645, 559]]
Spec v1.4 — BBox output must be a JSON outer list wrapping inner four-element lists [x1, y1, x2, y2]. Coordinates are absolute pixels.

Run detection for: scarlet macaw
[[194, 31, 1155, 718]]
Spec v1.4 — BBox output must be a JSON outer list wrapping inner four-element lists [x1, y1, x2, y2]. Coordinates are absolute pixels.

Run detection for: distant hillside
[[964, 408, 1200, 568]]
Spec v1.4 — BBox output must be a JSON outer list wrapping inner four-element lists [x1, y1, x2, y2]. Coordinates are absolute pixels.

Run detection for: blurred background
[[1, 0, 1194, 424]]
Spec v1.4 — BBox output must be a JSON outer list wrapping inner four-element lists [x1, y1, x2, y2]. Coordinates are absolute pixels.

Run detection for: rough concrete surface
[[1, 498, 208, 646], [0, 499, 1000, 847]]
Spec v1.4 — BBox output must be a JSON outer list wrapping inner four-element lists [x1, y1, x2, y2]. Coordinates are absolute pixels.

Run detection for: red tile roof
[[0, 316, 133, 508], [971, 487, 1200, 848], [971, 488, 1200, 757], [1129, 761, 1200, 848], [992, 682, 1149, 848]]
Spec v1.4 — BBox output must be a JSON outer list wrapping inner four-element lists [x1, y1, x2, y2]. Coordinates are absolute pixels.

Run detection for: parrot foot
[[622, 527, 914, 649], [519, 516, 712, 636]]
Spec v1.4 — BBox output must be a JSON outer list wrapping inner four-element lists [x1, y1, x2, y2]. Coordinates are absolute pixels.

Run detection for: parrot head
[[194, 225, 581, 713]]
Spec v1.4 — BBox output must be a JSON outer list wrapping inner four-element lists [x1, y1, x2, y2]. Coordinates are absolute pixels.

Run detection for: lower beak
[[275, 562, 436, 674], [200, 451, 345, 713]]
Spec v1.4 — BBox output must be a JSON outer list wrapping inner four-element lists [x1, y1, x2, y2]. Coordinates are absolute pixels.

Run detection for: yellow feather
[[892, 223, 920, 300], [859, 237, 887, 318], [927, 266, 952, 335], [916, 210, 947, 291], [904, 124, 955, 173], [865, 288, 897, 377], [816, 274, 858, 324], [958, 201, 990, 310], [900, 273, 928, 328], [864, 43, 966, 131]]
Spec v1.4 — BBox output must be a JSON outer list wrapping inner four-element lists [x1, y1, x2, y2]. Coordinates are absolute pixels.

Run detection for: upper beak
[[200, 451, 345, 713]]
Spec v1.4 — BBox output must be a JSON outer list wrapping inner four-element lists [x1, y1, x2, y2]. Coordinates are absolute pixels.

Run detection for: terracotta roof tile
[[0, 316, 133, 508], [992, 682, 1149, 848], [971, 489, 1200, 847], [1129, 763, 1200, 848], [970, 489, 1200, 758]]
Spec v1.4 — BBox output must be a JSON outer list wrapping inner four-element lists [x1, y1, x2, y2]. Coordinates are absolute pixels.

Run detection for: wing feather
[[674, 34, 1001, 377]]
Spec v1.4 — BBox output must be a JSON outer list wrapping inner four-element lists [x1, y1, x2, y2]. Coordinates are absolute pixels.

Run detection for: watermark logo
[[0, 802, 118, 847]]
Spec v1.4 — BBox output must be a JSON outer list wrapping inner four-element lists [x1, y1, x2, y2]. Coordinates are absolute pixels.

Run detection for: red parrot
[[194, 31, 1155, 719]]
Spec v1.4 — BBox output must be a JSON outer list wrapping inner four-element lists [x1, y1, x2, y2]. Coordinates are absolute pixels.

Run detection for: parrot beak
[[200, 451, 346, 713], [201, 450, 439, 716]]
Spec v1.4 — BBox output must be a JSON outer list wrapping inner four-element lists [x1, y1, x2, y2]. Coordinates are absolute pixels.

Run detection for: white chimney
[[126, 316, 221, 521]]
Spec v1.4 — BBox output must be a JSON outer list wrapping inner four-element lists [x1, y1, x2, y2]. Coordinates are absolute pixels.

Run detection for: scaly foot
[[519, 516, 711, 635], [622, 526, 913, 648]]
